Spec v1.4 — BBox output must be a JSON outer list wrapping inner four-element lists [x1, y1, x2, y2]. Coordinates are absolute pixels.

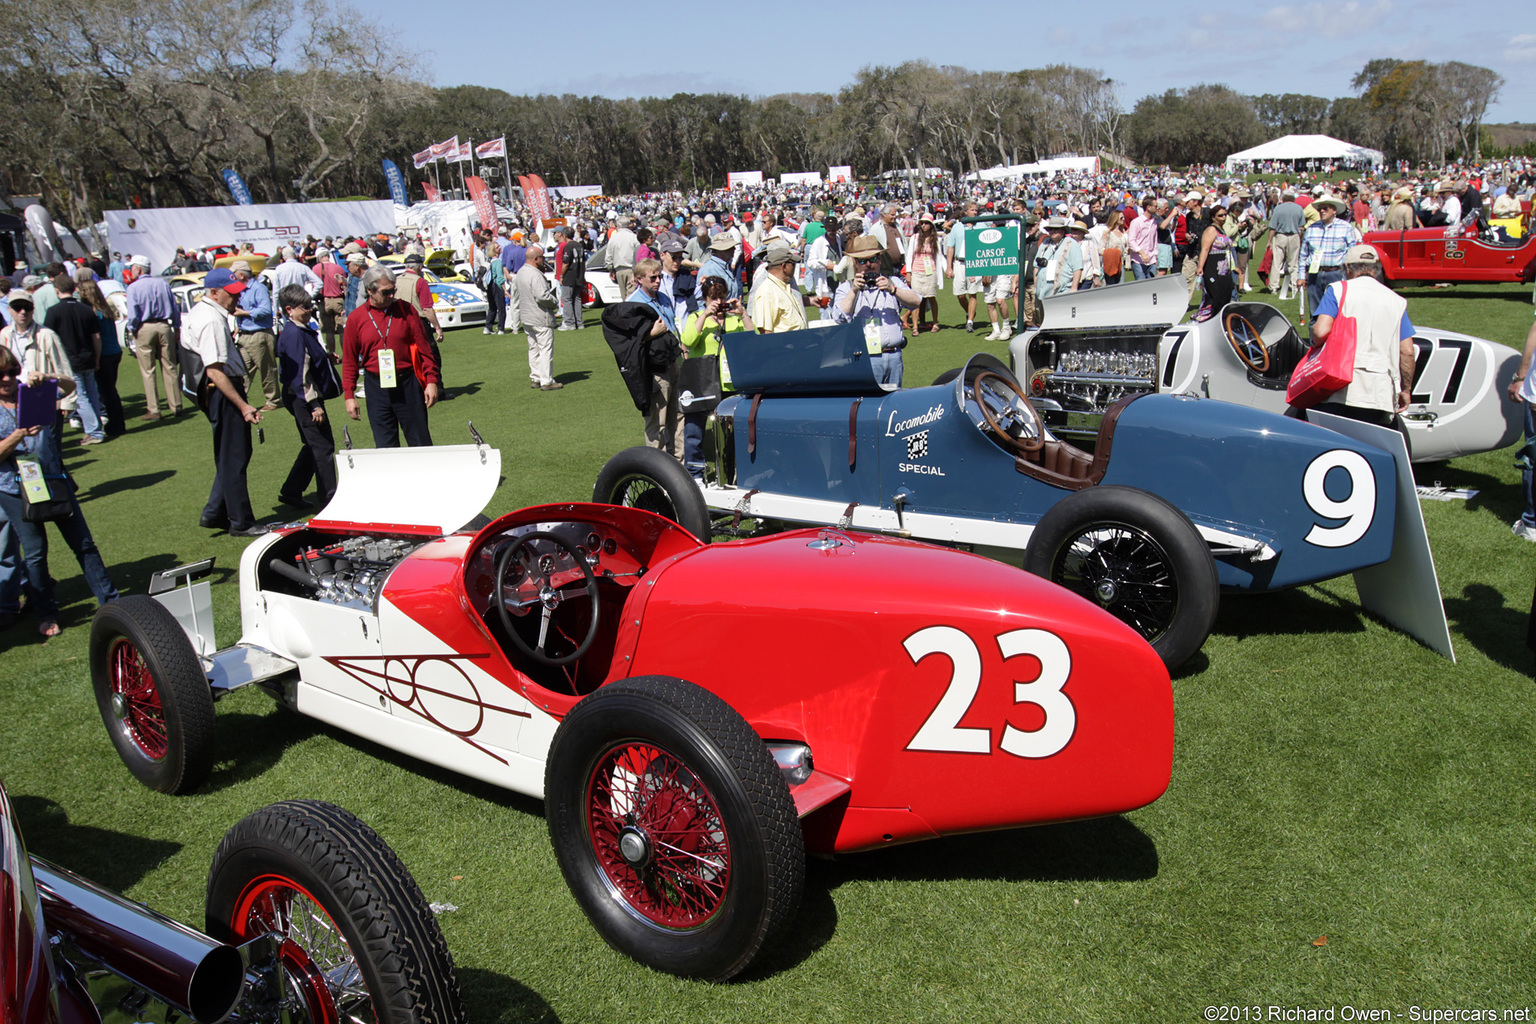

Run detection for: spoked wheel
[[1223, 311, 1270, 372], [593, 446, 712, 541], [1025, 486, 1218, 670], [545, 676, 804, 981], [206, 801, 465, 1024], [90, 596, 215, 794]]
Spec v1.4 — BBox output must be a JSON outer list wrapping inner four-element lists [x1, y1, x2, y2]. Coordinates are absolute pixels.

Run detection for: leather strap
[[747, 393, 763, 456], [730, 489, 760, 531], [848, 397, 862, 469], [838, 502, 859, 529]]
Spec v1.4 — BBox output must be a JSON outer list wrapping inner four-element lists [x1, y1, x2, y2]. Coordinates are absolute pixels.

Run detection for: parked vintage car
[[1, 780, 464, 1024], [596, 321, 1435, 669], [89, 440, 1174, 981], [1364, 219, 1536, 285], [375, 256, 489, 329], [1006, 275, 1521, 464]]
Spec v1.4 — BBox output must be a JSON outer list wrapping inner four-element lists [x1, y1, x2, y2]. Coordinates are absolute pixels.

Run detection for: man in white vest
[[1306, 244, 1416, 428]]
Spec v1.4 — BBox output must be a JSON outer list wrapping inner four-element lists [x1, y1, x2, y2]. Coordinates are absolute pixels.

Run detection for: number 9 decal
[[1303, 449, 1376, 548]]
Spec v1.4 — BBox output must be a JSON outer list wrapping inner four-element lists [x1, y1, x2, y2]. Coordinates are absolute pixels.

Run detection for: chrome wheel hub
[[618, 827, 650, 866]]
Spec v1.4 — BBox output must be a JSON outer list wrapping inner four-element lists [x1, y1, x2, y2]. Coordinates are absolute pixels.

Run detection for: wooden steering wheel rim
[[1223, 311, 1270, 372]]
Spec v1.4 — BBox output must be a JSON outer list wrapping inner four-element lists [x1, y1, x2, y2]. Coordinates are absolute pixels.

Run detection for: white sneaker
[[1513, 520, 1536, 542]]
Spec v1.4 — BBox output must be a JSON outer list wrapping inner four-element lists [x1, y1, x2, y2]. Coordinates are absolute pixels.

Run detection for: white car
[[1007, 276, 1521, 464]]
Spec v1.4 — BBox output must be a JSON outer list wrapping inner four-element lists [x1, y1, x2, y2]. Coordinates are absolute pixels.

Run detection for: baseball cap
[[1344, 244, 1381, 264], [709, 235, 736, 252], [130, 254, 151, 269], [659, 237, 686, 254], [763, 246, 801, 266], [203, 267, 246, 293], [403, 253, 424, 265], [8, 294, 33, 309]]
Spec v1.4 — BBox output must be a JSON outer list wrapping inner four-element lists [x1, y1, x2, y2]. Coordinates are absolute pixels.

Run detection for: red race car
[[1365, 205, 1535, 284], [1, 780, 464, 1024], [89, 441, 1174, 981]]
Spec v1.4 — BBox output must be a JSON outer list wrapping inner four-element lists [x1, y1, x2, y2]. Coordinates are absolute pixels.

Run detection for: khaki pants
[[1269, 233, 1299, 291], [614, 267, 634, 299], [134, 321, 181, 415], [237, 330, 279, 407], [320, 297, 345, 353], [1181, 253, 1201, 306], [1022, 282, 1039, 326], [644, 363, 682, 456], [526, 323, 554, 386]]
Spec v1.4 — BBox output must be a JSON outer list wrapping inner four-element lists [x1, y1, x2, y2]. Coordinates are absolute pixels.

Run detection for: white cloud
[[1506, 35, 1536, 63], [1261, 0, 1394, 37]]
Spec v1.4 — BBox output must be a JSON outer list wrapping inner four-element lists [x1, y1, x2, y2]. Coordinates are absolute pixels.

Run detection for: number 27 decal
[[904, 625, 1075, 759]]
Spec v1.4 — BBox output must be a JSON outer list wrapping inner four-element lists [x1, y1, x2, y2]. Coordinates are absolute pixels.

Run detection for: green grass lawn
[[4, 282, 1535, 1023]]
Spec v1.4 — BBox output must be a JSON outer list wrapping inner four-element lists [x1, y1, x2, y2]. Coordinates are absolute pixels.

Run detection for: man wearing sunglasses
[[830, 235, 921, 386]]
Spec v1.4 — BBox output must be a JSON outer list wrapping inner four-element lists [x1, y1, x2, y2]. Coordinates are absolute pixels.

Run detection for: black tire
[[1023, 485, 1219, 670], [545, 676, 804, 981], [932, 367, 963, 387], [593, 446, 711, 542], [206, 800, 466, 1024], [89, 595, 216, 794]]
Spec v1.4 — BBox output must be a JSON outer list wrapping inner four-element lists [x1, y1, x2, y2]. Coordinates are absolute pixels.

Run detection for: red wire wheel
[[585, 740, 732, 928], [89, 596, 215, 794], [206, 801, 466, 1024], [545, 676, 804, 981], [107, 637, 168, 761]]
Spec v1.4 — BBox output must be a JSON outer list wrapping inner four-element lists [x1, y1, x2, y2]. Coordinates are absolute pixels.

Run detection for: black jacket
[[601, 302, 681, 413]]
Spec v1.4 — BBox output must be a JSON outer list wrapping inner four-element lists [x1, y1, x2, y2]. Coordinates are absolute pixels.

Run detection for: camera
[[1035, 257, 1048, 268], [862, 271, 879, 287]]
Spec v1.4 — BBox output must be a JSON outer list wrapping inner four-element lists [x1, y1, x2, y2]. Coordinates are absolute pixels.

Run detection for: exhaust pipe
[[32, 858, 244, 1024]]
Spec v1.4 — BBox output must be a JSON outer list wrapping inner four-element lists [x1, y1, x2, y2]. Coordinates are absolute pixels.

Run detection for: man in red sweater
[[342, 264, 440, 447]]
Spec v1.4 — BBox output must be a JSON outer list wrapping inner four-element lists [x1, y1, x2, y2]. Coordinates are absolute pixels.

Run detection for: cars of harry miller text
[[87, 437, 1175, 982], [1007, 274, 1521, 466], [595, 314, 1437, 670], [0, 778, 464, 1024]]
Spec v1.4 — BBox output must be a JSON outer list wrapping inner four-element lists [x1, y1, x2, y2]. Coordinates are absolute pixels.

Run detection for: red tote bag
[[1286, 281, 1356, 409]]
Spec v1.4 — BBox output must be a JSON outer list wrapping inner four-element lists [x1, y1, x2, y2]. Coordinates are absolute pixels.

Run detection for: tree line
[[0, 0, 1505, 231]]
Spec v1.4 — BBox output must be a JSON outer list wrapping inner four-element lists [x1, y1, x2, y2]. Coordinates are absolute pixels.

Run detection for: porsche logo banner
[[475, 137, 505, 160], [518, 174, 553, 222], [466, 176, 497, 232]]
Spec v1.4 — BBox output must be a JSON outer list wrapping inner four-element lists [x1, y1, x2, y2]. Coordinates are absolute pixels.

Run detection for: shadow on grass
[[200, 710, 316, 794], [1443, 581, 1533, 673], [1419, 462, 1523, 523], [1398, 287, 1534, 303], [1211, 585, 1367, 642], [457, 967, 560, 1024], [12, 794, 182, 893], [441, 380, 484, 401], [80, 470, 177, 501], [551, 371, 592, 386], [815, 815, 1158, 887]]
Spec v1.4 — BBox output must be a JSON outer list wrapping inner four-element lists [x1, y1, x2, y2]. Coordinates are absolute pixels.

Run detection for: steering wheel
[[972, 370, 1045, 454], [495, 531, 600, 666], [1223, 311, 1270, 372]]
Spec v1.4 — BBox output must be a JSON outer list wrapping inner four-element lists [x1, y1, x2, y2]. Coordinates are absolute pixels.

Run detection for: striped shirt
[[1299, 219, 1360, 276]]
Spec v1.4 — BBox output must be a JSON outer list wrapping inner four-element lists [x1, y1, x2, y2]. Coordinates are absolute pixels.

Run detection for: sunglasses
[[0, 370, 18, 379], [854, 257, 881, 265]]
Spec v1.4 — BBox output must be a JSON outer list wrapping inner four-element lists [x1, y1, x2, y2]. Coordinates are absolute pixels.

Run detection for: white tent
[[966, 156, 1102, 182], [1224, 134, 1384, 172]]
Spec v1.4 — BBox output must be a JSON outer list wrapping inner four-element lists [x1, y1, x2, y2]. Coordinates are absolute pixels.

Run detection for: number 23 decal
[[904, 625, 1075, 759]]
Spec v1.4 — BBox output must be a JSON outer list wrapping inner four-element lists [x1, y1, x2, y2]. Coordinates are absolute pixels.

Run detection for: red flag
[[421, 180, 441, 202], [466, 176, 497, 232], [518, 173, 553, 222]]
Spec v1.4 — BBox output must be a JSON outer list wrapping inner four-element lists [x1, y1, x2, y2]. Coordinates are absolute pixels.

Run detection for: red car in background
[[1365, 201, 1534, 285]]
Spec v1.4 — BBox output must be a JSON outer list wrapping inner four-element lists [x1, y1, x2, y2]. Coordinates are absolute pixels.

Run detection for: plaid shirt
[[1299, 218, 1360, 276]]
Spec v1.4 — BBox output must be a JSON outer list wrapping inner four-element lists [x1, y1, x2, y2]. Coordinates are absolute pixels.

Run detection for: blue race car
[[594, 322, 1431, 668]]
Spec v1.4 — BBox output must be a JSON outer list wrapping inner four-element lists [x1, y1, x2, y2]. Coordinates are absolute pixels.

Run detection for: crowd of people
[[2, 153, 1532, 639]]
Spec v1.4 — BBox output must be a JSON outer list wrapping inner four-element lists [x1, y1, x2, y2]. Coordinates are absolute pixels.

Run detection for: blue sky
[[384, 0, 1532, 124]]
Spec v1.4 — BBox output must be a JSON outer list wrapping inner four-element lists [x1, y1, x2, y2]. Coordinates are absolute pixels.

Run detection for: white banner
[[726, 170, 764, 188], [779, 171, 822, 187], [827, 165, 853, 183], [104, 200, 397, 272], [551, 185, 605, 200]]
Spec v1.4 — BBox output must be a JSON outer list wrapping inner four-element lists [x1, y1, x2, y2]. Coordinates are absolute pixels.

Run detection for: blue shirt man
[[830, 236, 921, 387], [500, 237, 527, 276], [236, 274, 274, 332], [697, 237, 740, 300]]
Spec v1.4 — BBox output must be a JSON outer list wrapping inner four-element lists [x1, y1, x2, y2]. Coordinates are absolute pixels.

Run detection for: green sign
[[963, 225, 1018, 274]]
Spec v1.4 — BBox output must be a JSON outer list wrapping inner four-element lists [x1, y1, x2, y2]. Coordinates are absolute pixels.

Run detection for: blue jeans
[[1130, 260, 1153, 280], [0, 514, 22, 614], [682, 413, 707, 480], [1305, 268, 1344, 324], [74, 369, 105, 440], [872, 351, 904, 387], [1521, 403, 1535, 528], [0, 487, 119, 618]]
